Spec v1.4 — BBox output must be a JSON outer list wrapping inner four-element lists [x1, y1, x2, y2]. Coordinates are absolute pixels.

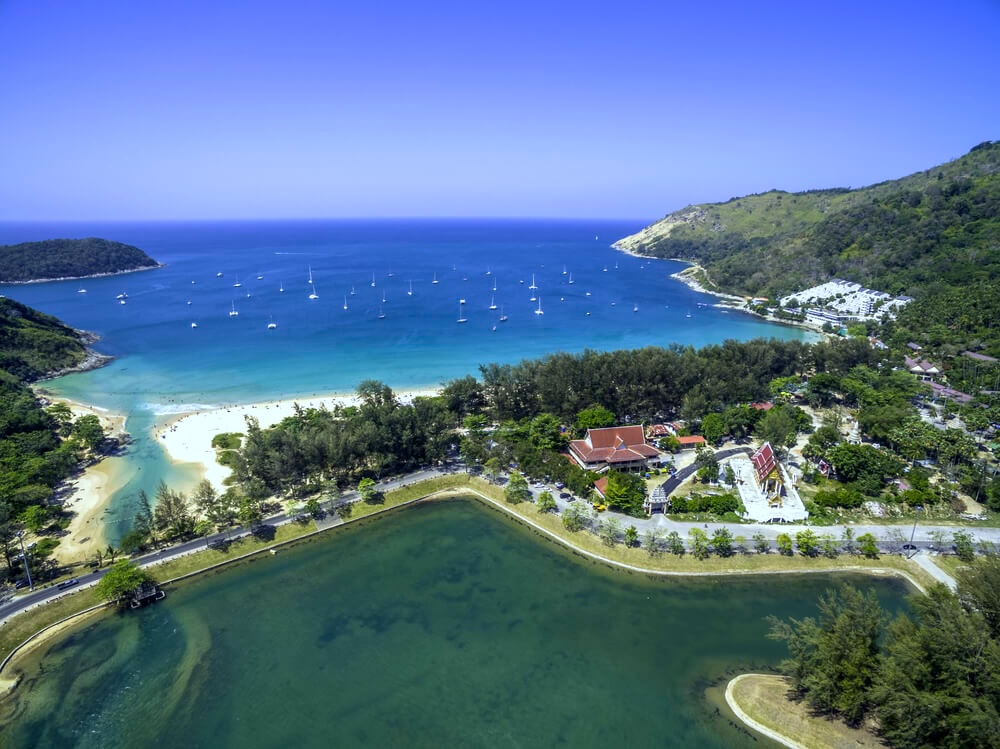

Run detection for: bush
[[211, 432, 243, 450]]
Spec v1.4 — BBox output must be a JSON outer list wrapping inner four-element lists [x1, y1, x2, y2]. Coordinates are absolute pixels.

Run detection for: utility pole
[[907, 507, 921, 559], [16, 531, 34, 591]]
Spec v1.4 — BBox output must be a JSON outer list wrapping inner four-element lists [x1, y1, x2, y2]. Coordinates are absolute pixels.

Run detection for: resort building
[[904, 356, 942, 381], [780, 278, 911, 322], [568, 425, 661, 473], [675, 435, 707, 450]]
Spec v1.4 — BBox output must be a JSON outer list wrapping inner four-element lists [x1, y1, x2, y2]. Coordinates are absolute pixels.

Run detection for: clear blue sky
[[1, 0, 997, 221]]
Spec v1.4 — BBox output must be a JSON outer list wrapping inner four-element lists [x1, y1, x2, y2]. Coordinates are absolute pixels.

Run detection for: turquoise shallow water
[[0, 499, 910, 748], [0, 219, 814, 540]]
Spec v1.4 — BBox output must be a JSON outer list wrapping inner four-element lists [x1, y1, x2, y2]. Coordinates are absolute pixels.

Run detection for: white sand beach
[[157, 389, 439, 491]]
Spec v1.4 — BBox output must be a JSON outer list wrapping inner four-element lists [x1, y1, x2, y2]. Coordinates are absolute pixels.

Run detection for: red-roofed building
[[593, 476, 609, 498], [646, 424, 673, 438], [675, 435, 707, 450], [569, 425, 661, 472], [751, 442, 783, 498], [750, 401, 774, 411]]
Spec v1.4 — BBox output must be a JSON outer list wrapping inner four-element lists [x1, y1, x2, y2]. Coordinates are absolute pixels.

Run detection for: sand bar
[[157, 389, 439, 491]]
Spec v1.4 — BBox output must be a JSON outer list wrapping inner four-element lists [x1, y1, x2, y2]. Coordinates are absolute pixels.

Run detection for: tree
[[598, 517, 621, 546], [358, 477, 379, 503], [711, 527, 734, 557], [795, 529, 820, 557], [776, 533, 794, 556], [701, 412, 726, 444], [881, 527, 906, 554], [71, 414, 105, 451], [237, 495, 263, 528], [536, 491, 556, 513], [769, 584, 884, 727], [153, 481, 193, 539], [753, 532, 770, 554], [624, 525, 639, 548], [957, 555, 1000, 639], [666, 530, 685, 556], [856, 532, 879, 559], [504, 472, 531, 505], [305, 497, 323, 518], [20, 504, 49, 533], [575, 404, 615, 434], [841, 527, 856, 555], [689, 528, 710, 560], [94, 559, 154, 605], [643, 528, 664, 556], [562, 501, 593, 532], [953, 530, 976, 562], [871, 585, 1000, 748], [602, 470, 646, 516]]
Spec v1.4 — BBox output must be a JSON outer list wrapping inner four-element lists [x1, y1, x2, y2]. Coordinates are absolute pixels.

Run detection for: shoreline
[[155, 387, 441, 491], [0, 478, 930, 691], [0, 263, 164, 285], [28, 393, 132, 565], [610, 244, 833, 338]]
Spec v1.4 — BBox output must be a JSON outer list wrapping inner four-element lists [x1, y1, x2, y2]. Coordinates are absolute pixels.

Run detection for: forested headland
[[616, 141, 1000, 354], [0, 237, 159, 282], [0, 297, 110, 586]]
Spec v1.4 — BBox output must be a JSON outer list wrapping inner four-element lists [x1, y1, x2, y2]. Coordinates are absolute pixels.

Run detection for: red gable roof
[[751, 442, 776, 483], [594, 476, 609, 498], [676, 435, 706, 446], [569, 425, 660, 466]]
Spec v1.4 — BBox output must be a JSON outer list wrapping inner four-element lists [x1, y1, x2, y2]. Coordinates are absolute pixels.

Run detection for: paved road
[[3, 457, 992, 624], [0, 464, 459, 625]]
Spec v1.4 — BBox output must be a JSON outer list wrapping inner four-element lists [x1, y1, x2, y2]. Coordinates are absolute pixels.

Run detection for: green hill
[[615, 141, 1000, 300], [0, 297, 91, 381], [0, 237, 159, 282]]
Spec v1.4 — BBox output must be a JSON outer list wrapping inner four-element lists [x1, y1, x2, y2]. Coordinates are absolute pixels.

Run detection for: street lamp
[[16, 531, 34, 591]]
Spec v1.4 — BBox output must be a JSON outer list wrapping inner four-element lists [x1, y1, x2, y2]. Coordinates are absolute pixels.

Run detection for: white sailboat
[[77, 287, 87, 293], [279, 281, 285, 293], [267, 316, 277, 329], [191, 321, 198, 329], [534, 297, 544, 315], [633, 303, 639, 313], [530, 293, 537, 302], [229, 301, 239, 317], [457, 299, 467, 323], [568, 273, 574, 285], [233, 274, 242, 288], [350, 285, 356, 295], [562, 265, 567, 275], [489, 294, 497, 310], [492, 277, 497, 292], [309, 283, 319, 300], [308, 266, 314, 284], [343, 296, 349, 311], [370, 272, 376, 288], [216, 272, 223, 278], [431, 272, 439, 285], [382, 290, 387, 304], [529, 273, 537, 290], [407, 281, 413, 296], [499, 306, 508, 322], [377, 304, 385, 319]]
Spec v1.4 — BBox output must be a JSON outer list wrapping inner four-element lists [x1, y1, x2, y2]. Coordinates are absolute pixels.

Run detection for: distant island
[[0, 237, 160, 283]]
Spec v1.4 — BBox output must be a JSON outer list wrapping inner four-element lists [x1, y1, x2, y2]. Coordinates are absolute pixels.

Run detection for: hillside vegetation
[[0, 297, 89, 380], [616, 141, 1000, 301], [0, 298, 109, 582], [0, 237, 159, 282]]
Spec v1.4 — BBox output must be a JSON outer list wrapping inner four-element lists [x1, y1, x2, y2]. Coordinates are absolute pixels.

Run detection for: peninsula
[[0, 237, 160, 283]]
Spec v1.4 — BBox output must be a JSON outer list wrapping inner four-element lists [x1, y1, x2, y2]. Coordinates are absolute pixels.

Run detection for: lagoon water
[[0, 498, 911, 748], [0, 220, 813, 542]]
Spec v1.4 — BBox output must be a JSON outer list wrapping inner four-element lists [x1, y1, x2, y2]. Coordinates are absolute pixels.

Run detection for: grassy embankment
[[1, 472, 937, 676], [727, 674, 884, 749]]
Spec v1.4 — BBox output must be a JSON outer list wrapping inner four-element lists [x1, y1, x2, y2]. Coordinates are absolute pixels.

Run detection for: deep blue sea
[[0, 219, 813, 539]]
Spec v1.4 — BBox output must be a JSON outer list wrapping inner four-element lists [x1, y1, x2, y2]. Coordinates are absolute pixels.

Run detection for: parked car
[[57, 578, 79, 590]]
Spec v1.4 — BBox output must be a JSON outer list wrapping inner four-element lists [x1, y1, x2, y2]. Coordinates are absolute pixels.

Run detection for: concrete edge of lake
[[0, 474, 929, 695]]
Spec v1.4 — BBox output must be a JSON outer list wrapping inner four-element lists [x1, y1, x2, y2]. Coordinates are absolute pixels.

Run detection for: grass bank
[[726, 674, 884, 749], [1, 472, 934, 683]]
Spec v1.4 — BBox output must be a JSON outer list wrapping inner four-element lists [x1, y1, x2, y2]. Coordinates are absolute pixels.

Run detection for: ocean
[[0, 219, 814, 539]]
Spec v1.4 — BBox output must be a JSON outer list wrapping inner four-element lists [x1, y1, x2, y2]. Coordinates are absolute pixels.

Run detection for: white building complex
[[780, 278, 911, 324]]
